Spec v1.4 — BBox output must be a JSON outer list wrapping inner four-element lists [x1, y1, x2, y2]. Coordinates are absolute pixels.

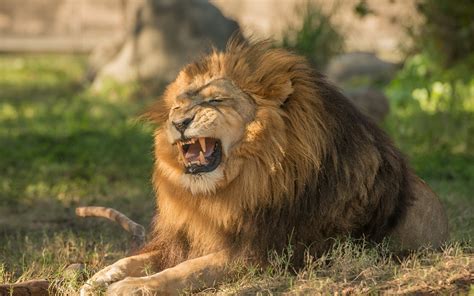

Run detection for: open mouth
[[176, 137, 222, 174]]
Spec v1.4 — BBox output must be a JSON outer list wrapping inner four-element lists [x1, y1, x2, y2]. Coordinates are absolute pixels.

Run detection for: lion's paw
[[80, 263, 129, 295], [106, 277, 153, 296], [80, 280, 108, 296]]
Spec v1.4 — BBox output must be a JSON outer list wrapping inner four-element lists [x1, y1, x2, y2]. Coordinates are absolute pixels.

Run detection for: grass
[[0, 54, 472, 294], [0, 54, 155, 294], [214, 241, 472, 295]]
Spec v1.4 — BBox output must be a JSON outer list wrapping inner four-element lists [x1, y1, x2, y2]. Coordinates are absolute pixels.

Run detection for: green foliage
[[415, 0, 474, 66], [281, 0, 344, 68], [385, 53, 474, 156], [387, 53, 474, 113]]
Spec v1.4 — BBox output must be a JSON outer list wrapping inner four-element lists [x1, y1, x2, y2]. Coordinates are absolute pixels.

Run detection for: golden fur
[[80, 38, 449, 295]]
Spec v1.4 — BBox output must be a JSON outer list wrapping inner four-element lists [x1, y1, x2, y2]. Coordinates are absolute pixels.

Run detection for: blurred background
[[0, 0, 473, 293]]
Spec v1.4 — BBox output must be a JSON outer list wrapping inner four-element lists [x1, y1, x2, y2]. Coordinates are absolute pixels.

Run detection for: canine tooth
[[199, 137, 206, 152], [199, 151, 206, 164]]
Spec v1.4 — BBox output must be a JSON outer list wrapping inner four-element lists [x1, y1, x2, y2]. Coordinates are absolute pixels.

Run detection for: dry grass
[[212, 241, 473, 295]]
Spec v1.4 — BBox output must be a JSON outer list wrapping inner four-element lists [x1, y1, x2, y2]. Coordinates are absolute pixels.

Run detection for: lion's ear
[[278, 80, 294, 108]]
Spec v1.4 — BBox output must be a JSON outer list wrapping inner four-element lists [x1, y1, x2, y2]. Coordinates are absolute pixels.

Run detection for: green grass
[[0, 54, 472, 294], [0, 54, 155, 293]]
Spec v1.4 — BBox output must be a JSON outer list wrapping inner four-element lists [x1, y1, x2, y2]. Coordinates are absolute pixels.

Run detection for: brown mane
[[142, 38, 412, 268]]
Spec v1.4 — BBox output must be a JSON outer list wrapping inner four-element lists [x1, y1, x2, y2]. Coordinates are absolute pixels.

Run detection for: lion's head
[[149, 39, 328, 199], [160, 76, 256, 195]]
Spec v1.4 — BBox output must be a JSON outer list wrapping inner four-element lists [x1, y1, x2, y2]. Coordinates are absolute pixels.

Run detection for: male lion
[[81, 39, 448, 295]]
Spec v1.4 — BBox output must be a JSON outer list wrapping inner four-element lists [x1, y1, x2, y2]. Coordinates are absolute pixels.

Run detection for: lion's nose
[[172, 116, 194, 134]]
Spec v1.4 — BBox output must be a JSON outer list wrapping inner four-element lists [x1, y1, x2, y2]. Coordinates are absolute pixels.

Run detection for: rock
[[89, 0, 239, 91], [326, 52, 398, 85], [345, 87, 390, 124], [325, 52, 395, 123], [86, 34, 125, 82], [0, 279, 51, 296]]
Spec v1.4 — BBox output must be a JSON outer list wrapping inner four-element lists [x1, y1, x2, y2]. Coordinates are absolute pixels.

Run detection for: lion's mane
[[143, 39, 412, 268]]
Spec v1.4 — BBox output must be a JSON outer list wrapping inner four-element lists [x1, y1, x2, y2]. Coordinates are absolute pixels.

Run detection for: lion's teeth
[[199, 151, 206, 164], [199, 137, 206, 152]]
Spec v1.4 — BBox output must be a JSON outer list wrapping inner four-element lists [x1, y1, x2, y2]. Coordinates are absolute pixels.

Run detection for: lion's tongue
[[184, 139, 216, 163], [184, 143, 201, 162]]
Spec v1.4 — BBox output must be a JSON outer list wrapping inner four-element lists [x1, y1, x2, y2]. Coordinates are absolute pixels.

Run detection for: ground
[[0, 54, 472, 294]]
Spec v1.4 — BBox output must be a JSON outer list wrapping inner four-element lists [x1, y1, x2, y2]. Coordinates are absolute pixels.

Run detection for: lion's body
[[81, 39, 449, 295]]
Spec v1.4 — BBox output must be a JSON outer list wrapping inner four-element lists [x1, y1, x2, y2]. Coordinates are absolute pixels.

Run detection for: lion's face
[[157, 74, 257, 194]]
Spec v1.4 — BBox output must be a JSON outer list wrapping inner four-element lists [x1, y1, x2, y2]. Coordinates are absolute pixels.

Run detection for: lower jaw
[[184, 159, 221, 174], [184, 151, 222, 175]]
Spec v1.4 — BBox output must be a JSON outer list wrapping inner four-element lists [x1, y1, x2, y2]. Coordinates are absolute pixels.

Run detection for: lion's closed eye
[[207, 98, 224, 104]]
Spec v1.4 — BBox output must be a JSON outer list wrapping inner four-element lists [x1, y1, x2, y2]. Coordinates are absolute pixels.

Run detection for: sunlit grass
[[0, 55, 155, 214], [0, 55, 155, 292]]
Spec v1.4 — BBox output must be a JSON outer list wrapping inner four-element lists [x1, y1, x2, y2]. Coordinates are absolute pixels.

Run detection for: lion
[[80, 38, 449, 295]]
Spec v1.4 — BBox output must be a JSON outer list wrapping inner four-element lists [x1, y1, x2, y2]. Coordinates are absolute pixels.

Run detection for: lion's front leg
[[80, 251, 158, 296], [106, 250, 230, 296]]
